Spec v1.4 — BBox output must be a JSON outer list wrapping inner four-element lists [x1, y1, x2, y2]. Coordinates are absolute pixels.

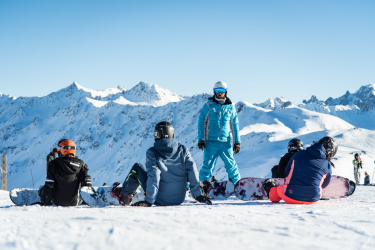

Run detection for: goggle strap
[[58, 146, 76, 150]]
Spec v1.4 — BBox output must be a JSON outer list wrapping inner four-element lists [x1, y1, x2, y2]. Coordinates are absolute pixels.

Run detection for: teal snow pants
[[199, 140, 241, 184]]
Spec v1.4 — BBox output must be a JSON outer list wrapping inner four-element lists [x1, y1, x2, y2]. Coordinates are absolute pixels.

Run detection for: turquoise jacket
[[198, 96, 240, 144]]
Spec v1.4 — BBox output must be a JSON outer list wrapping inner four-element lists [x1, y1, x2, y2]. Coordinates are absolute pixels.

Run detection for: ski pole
[[372, 161, 375, 184]]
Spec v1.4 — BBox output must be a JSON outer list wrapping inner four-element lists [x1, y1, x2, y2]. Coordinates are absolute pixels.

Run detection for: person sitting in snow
[[112, 121, 212, 207], [364, 172, 370, 185], [46, 147, 58, 172], [271, 138, 304, 178], [263, 137, 337, 205], [197, 81, 241, 186], [40, 139, 92, 206]]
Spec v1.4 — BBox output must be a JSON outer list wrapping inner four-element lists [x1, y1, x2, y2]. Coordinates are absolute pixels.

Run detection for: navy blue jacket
[[283, 143, 332, 202], [145, 138, 202, 205]]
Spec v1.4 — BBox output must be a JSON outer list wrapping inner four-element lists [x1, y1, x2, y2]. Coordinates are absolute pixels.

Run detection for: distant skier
[[271, 138, 304, 178], [353, 153, 363, 184], [263, 137, 338, 204], [46, 148, 58, 172], [197, 81, 241, 185], [40, 139, 92, 206], [364, 172, 370, 185], [112, 122, 211, 207]]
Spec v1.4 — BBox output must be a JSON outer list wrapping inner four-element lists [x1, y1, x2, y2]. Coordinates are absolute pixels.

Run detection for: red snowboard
[[235, 176, 350, 201]]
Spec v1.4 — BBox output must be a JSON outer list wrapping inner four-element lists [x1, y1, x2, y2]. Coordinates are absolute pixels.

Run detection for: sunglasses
[[214, 88, 227, 94]]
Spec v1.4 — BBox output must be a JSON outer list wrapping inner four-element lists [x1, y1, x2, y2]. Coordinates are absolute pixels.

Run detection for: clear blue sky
[[0, 0, 374, 104]]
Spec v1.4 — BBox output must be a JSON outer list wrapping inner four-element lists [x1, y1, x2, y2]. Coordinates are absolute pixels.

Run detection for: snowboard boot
[[263, 178, 276, 198], [202, 179, 211, 196], [211, 176, 219, 184], [111, 182, 136, 206], [201, 180, 214, 199]]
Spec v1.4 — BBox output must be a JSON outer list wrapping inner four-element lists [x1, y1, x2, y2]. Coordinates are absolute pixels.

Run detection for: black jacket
[[42, 156, 90, 206], [272, 152, 295, 178]]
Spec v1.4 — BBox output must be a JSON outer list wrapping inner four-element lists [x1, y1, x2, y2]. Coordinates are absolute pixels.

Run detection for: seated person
[[40, 139, 92, 206], [112, 121, 211, 207], [364, 172, 370, 185], [264, 137, 337, 205], [272, 138, 304, 178]]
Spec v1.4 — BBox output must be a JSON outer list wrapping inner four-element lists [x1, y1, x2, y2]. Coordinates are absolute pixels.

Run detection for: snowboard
[[235, 175, 351, 201], [206, 180, 235, 200], [80, 186, 122, 207], [10, 188, 41, 206]]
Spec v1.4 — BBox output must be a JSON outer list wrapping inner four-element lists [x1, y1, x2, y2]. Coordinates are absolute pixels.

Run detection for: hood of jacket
[[209, 96, 232, 105], [153, 138, 179, 159], [306, 143, 327, 159]]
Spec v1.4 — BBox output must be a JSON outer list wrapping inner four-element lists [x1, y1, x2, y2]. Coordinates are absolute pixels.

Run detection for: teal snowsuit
[[198, 96, 241, 184]]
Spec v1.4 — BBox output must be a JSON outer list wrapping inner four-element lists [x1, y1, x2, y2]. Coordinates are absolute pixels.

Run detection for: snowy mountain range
[[254, 84, 375, 130], [1, 82, 375, 189]]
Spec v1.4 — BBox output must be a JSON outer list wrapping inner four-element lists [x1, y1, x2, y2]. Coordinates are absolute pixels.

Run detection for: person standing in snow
[[197, 81, 241, 185], [271, 138, 304, 178], [263, 137, 337, 204], [364, 172, 370, 185], [46, 148, 58, 172], [112, 122, 211, 207], [40, 139, 92, 206], [353, 153, 363, 184]]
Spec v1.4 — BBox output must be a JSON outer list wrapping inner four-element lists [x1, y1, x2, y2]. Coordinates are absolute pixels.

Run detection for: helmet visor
[[214, 88, 227, 94]]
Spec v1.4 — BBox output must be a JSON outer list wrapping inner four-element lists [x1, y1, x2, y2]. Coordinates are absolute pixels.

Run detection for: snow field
[[1, 188, 375, 250]]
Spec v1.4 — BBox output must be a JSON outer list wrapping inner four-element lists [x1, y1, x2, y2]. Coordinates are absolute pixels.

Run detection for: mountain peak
[[123, 81, 183, 105], [254, 96, 293, 110]]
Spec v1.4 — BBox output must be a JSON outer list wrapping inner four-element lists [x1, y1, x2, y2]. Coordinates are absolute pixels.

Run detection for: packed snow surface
[[1, 188, 375, 250]]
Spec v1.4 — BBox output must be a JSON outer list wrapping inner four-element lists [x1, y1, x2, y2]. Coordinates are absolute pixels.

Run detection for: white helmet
[[214, 81, 228, 90], [213, 81, 228, 96]]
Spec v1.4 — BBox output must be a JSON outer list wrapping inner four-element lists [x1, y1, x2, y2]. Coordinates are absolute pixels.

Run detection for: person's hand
[[132, 201, 152, 207], [198, 141, 205, 151], [233, 143, 240, 154], [194, 195, 212, 205]]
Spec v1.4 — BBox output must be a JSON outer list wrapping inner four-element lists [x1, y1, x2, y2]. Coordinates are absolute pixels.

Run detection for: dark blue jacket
[[283, 143, 332, 202], [145, 138, 202, 205]]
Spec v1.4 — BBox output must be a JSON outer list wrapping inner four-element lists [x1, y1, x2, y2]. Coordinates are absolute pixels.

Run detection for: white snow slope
[[1, 188, 375, 250]]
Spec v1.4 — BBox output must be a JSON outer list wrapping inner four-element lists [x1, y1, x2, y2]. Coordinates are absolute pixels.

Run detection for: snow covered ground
[[1, 188, 375, 250]]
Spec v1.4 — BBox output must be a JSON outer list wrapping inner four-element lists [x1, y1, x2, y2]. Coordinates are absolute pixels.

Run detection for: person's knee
[[269, 186, 281, 202], [132, 163, 146, 172]]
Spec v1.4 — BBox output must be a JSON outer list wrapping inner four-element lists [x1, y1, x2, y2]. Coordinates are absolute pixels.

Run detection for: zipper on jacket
[[219, 105, 223, 141]]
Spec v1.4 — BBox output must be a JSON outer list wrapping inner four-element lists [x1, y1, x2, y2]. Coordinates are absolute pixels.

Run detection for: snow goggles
[[214, 88, 227, 94], [58, 146, 76, 150]]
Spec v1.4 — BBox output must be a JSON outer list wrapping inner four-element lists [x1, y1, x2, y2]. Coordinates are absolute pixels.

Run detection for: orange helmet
[[58, 139, 76, 156]]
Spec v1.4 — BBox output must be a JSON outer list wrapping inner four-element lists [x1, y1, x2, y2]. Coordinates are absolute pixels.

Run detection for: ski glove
[[194, 195, 212, 205], [233, 143, 240, 154], [132, 200, 152, 207], [198, 141, 205, 151]]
